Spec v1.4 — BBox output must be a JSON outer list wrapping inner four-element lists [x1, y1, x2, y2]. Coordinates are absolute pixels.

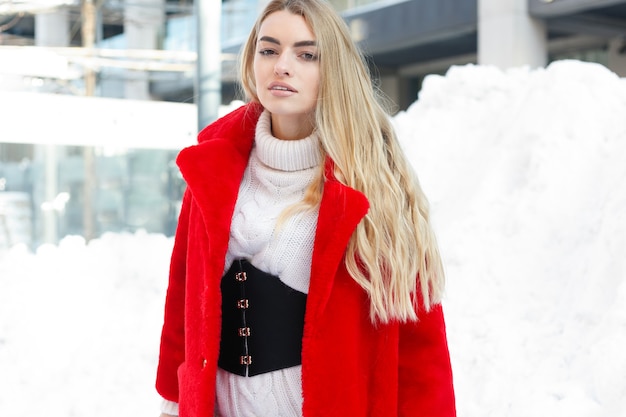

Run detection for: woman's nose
[[274, 54, 292, 77]]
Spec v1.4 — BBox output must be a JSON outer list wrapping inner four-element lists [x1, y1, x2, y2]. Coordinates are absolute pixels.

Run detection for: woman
[[156, 0, 456, 416]]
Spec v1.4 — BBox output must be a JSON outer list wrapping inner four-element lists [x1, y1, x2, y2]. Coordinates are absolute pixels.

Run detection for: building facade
[[1, 0, 625, 247]]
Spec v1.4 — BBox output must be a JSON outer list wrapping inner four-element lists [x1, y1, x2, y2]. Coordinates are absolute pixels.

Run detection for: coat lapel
[[305, 160, 370, 329], [175, 104, 260, 273], [177, 139, 250, 242]]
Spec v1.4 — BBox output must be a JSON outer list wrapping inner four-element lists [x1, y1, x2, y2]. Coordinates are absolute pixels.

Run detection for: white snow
[[1, 59, 625, 416]]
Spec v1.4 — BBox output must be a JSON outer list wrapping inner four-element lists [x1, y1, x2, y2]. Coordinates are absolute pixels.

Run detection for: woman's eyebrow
[[258, 36, 317, 48], [294, 40, 317, 47]]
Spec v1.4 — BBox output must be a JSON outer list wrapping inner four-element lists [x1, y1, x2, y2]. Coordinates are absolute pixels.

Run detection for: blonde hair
[[240, 0, 444, 323]]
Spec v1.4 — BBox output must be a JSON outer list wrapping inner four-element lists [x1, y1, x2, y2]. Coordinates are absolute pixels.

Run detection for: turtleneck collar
[[254, 110, 322, 172]]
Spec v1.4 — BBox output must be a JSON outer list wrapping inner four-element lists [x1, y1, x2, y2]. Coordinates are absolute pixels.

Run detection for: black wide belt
[[218, 259, 307, 377]]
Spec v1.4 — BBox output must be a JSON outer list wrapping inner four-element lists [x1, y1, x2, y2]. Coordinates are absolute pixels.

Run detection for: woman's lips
[[269, 82, 297, 96]]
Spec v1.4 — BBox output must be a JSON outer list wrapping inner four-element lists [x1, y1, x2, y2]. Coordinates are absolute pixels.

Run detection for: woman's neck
[[270, 113, 314, 141]]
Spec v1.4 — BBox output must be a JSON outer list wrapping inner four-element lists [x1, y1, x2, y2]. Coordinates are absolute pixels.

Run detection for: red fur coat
[[156, 103, 456, 417]]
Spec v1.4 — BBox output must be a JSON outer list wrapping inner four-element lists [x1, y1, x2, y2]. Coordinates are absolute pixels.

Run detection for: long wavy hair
[[239, 0, 444, 323]]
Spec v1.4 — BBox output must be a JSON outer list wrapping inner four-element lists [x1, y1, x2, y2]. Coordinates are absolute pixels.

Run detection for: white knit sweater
[[161, 110, 322, 417]]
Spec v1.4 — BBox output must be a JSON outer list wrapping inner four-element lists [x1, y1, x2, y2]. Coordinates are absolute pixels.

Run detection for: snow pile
[[1, 60, 625, 416], [0, 232, 173, 416], [394, 60, 626, 416]]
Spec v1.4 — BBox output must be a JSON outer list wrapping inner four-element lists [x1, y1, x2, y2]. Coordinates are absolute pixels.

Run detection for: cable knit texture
[[224, 110, 321, 294], [217, 110, 321, 417]]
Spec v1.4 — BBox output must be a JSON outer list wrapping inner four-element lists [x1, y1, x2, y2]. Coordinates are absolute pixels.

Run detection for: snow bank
[[0, 232, 173, 416], [394, 60, 626, 416]]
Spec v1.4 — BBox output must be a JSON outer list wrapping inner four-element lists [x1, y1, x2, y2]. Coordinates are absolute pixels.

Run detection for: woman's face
[[253, 10, 320, 139]]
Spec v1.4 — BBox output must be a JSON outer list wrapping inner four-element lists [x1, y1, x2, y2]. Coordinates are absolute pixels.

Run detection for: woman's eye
[[300, 52, 318, 62], [259, 49, 276, 56]]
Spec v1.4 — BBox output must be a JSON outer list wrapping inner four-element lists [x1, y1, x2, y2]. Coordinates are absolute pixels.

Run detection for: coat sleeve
[[155, 188, 192, 403], [398, 303, 456, 417]]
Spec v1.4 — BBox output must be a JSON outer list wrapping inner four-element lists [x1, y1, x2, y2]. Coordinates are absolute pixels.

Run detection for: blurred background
[[1, 0, 625, 248]]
